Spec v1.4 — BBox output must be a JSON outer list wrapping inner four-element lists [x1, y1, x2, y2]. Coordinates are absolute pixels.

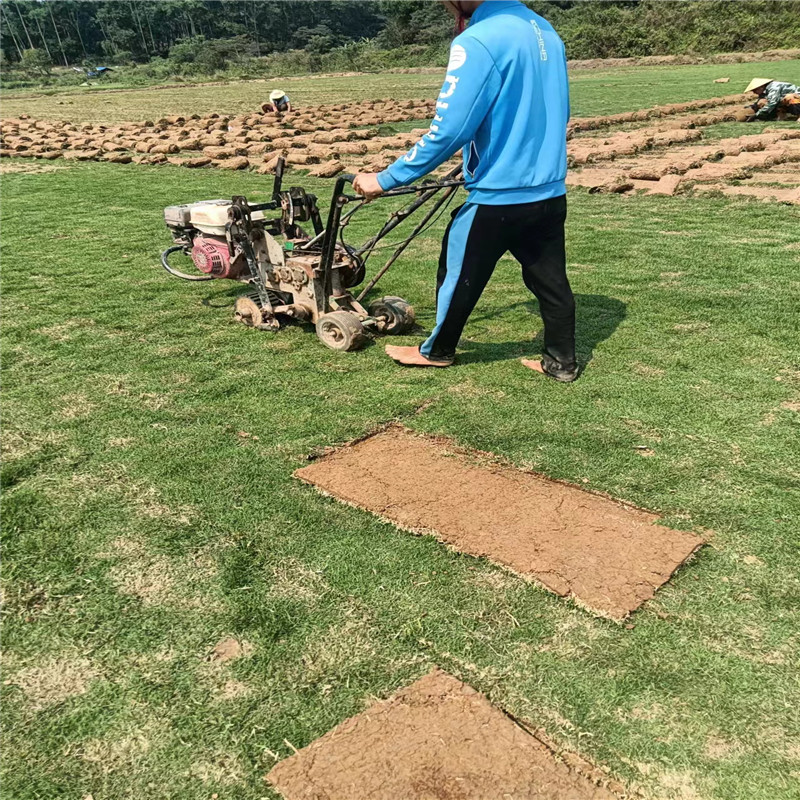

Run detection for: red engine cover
[[191, 235, 241, 279]]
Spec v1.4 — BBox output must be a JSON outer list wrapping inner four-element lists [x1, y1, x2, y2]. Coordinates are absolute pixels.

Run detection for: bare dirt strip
[[267, 669, 624, 800], [296, 427, 703, 619], [567, 47, 800, 71]]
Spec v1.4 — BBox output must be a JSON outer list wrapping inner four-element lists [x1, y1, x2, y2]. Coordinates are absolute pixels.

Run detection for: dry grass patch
[[188, 753, 245, 785], [704, 735, 744, 760], [1, 429, 68, 461], [659, 270, 686, 287], [703, 630, 789, 666], [57, 393, 96, 419], [622, 417, 664, 442], [0, 161, 70, 175], [126, 647, 177, 682], [628, 701, 665, 722], [10, 654, 98, 711], [68, 470, 195, 525], [80, 718, 165, 775], [299, 613, 378, 688], [129, 484, 194, 523], [537, 615, 608, 659], [197, 640, 254, 700], [469, 567, 520, 592], [139, 392, 170, 411], [632, 362, 666, 379], [673, 322, 712, 333], [784, 742, 800, 761], [216, 679, 252, 701], [107, 538, 221, 611], [36, 318, 96, 342], [657, 768, 707, 800], [268, 557, 328, 602], [109, 553, 179, 607]]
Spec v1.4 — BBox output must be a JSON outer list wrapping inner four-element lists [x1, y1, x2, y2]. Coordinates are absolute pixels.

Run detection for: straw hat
[[745, 78, 772, 93], [269, 89, 287, 101]]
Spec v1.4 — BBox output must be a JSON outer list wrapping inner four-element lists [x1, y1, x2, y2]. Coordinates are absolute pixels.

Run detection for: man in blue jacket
[[354, 0, 576, 381]]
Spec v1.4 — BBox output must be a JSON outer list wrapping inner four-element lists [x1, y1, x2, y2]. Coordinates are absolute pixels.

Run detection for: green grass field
[[2, 62, 800, 800]]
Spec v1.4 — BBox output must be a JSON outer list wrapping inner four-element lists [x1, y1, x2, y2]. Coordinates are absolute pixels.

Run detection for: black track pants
[[420, 195, 575, 368]]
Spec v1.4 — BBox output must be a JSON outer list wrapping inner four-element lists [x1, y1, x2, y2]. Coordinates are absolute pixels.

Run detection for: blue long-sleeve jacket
[[377, 0, 569, 205]]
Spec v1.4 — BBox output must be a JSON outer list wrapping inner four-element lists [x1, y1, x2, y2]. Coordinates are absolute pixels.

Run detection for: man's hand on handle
[[353, 173, 384, 200]]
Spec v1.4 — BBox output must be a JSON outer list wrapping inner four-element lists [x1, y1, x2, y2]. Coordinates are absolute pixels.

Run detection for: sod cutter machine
[[160, 160, 464, 351]]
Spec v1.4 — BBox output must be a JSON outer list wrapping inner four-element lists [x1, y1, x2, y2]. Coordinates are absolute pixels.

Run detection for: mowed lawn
[[2, 57, 800, 800], [3, 58, 798, 122], [2, 159, 799, 800]]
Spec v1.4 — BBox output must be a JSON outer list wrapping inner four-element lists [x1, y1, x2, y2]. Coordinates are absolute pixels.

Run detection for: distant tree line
[[1, 1, 798, 77], [0, 1, 386, 67]]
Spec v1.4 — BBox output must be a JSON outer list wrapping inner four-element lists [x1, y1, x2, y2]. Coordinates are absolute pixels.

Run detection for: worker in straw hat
[[262, 89, 292, 114], [745, 77, 800, 121]]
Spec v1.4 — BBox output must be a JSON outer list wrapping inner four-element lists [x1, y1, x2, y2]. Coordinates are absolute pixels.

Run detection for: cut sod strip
[[296, 427, 703, 619], [267, 669, 622, 800]]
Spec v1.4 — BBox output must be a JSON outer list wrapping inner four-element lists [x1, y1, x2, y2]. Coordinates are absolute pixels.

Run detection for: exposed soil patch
[[208, 637, 252, 663], [296, 427, 703, 619], [109, 554, 179, 607], [267, 668, 622, 800]]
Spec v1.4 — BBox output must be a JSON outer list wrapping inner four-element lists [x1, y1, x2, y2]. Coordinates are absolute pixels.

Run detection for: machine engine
[[161, 193, 369, 340], [190, 234, 243, 279]]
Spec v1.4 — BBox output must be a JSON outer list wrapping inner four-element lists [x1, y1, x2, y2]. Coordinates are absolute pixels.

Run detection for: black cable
[[160, 245, 214, 281], [357, 189, 457, 262]]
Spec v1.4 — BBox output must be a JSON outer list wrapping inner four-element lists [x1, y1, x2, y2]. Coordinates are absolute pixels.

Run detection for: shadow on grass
[[198, 285, 625, 365], [201, 285, 243, 309], [458, 294, 626, 366]]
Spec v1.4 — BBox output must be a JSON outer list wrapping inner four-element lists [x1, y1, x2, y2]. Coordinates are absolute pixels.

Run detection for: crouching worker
[[353, 0, 577, 381], [262, 89, 292, 114], [746, 78, 800, 121]]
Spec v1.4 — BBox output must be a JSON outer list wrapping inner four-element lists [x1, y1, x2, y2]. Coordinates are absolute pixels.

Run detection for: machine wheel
[[316, 311, 367, 352], [367, 296, 415, 335], [234, 296, 279, 331]]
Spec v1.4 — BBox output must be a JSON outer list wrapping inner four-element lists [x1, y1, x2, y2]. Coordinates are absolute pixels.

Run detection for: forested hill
[[2, 0, 798, 80]]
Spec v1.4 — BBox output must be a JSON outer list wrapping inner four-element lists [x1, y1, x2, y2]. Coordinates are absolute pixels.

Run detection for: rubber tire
[[316, 311, 368, 352], [367, 296, 415, 335]]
